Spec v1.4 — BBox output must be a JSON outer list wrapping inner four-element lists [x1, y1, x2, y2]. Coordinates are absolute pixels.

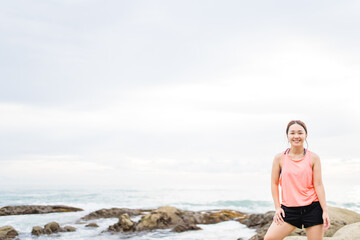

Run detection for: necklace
[[287, 148, 306, 160]]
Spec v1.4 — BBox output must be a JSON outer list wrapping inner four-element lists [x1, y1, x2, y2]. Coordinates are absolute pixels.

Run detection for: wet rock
[[62, 226, 76, 232], [81, 208, 146, 220], [85, 223, 99, 228], [0, 205, 83, 216], [44, 222, 61, 234], [172, 223, 202, 232], [110, 206, 247, 233], [239, 211, 274, 229], [135, 206, 200, 231], [31, 226, 44, 236], [239, 211, 274, 240], [108, 213, 136, 232], [31, 222, 77, 236], [201, 209, 247, 224], [0, 226, 18, 240]]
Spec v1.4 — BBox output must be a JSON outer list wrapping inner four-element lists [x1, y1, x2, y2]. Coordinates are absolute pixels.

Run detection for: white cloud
[[1, 0, 360, 191]]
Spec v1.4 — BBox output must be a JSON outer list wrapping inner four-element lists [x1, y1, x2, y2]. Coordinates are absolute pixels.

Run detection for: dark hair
[[286, 120, 307, 135]]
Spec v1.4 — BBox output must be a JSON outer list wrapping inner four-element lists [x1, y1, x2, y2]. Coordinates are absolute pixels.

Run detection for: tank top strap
[[305, 149, 312, 168], [281, 148, 288, 172]]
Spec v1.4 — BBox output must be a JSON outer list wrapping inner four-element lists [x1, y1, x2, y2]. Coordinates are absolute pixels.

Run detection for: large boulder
[[0, 205, 83, 216], [330, 222, 360, 239], [325, 206, 360, 236], [0, 226, 18, 240], [81, 208, 145, 221]]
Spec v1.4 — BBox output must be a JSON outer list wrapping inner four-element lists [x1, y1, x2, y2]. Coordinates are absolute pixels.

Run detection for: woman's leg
[[305, 224, 323, 240], [264, 221, 296, 240]]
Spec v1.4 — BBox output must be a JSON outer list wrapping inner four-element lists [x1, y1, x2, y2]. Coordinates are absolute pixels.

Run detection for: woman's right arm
[[271, 153, 285, 224]]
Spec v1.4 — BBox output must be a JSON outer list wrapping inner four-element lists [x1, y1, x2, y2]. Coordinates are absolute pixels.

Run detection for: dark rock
[[135, 206, 199, 231], [201, 209, 247, 224], [238, 211, 274, 240], [85, 223, 99, 228], [81, 208, 146, 220], [31, 222, 76, 236], [239, 211, 274, 230], [44, 222, 61, 234], [31, 226, 44, 236], [62, 226, 76, 232], [99, 206, 248, 233], [0, 226, 18, 240], [0, 205, 83, 216], [108, 213, 136, 232], [172, 224, 202, 232]]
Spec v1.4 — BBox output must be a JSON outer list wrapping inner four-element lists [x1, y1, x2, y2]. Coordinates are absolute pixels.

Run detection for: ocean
[[1, 185, 359, 240]]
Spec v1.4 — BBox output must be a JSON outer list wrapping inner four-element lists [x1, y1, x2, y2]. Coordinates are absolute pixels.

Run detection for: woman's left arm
[[313, 153, 331, 230]]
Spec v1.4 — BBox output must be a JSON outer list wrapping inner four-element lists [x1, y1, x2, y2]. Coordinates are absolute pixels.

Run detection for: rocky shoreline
[[1, 205, 360, 240]]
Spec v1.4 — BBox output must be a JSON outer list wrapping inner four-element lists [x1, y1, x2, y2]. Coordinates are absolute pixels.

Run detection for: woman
[[264, 120, 330, 240]]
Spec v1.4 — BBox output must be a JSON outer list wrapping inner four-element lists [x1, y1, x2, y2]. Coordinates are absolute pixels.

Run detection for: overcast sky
[[1, 0, 360, 201]]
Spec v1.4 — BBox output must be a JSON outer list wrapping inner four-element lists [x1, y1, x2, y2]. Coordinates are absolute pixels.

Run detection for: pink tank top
[[279, 149, 319, 207]]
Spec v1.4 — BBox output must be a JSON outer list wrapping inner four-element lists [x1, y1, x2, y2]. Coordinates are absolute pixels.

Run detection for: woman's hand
[[323, 211, 330, 230], [273, 207, 285, 225]]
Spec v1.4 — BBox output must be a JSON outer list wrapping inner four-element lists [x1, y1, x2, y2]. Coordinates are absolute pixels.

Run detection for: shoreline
[[1, 204, 360, 240]]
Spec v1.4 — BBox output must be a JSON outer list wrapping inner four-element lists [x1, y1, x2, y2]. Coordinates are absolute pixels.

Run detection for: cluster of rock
[[1, 204, 360, 240], [0, 204, 246, 240], [0, 205, 82, 240], [90, 206, 247, 233], [31, 222, 76, 236], [0, 205, 247, 239]]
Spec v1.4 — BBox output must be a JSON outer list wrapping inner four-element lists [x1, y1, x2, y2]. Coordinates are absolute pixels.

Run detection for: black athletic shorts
[[281, 201, 324, 229]]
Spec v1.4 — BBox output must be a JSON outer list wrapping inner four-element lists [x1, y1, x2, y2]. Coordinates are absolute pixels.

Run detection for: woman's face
[[287, 124, 307, 147]]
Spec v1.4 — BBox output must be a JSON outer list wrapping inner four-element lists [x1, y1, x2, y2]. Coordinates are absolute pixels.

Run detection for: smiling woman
[[264, 120, 331, 240]]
